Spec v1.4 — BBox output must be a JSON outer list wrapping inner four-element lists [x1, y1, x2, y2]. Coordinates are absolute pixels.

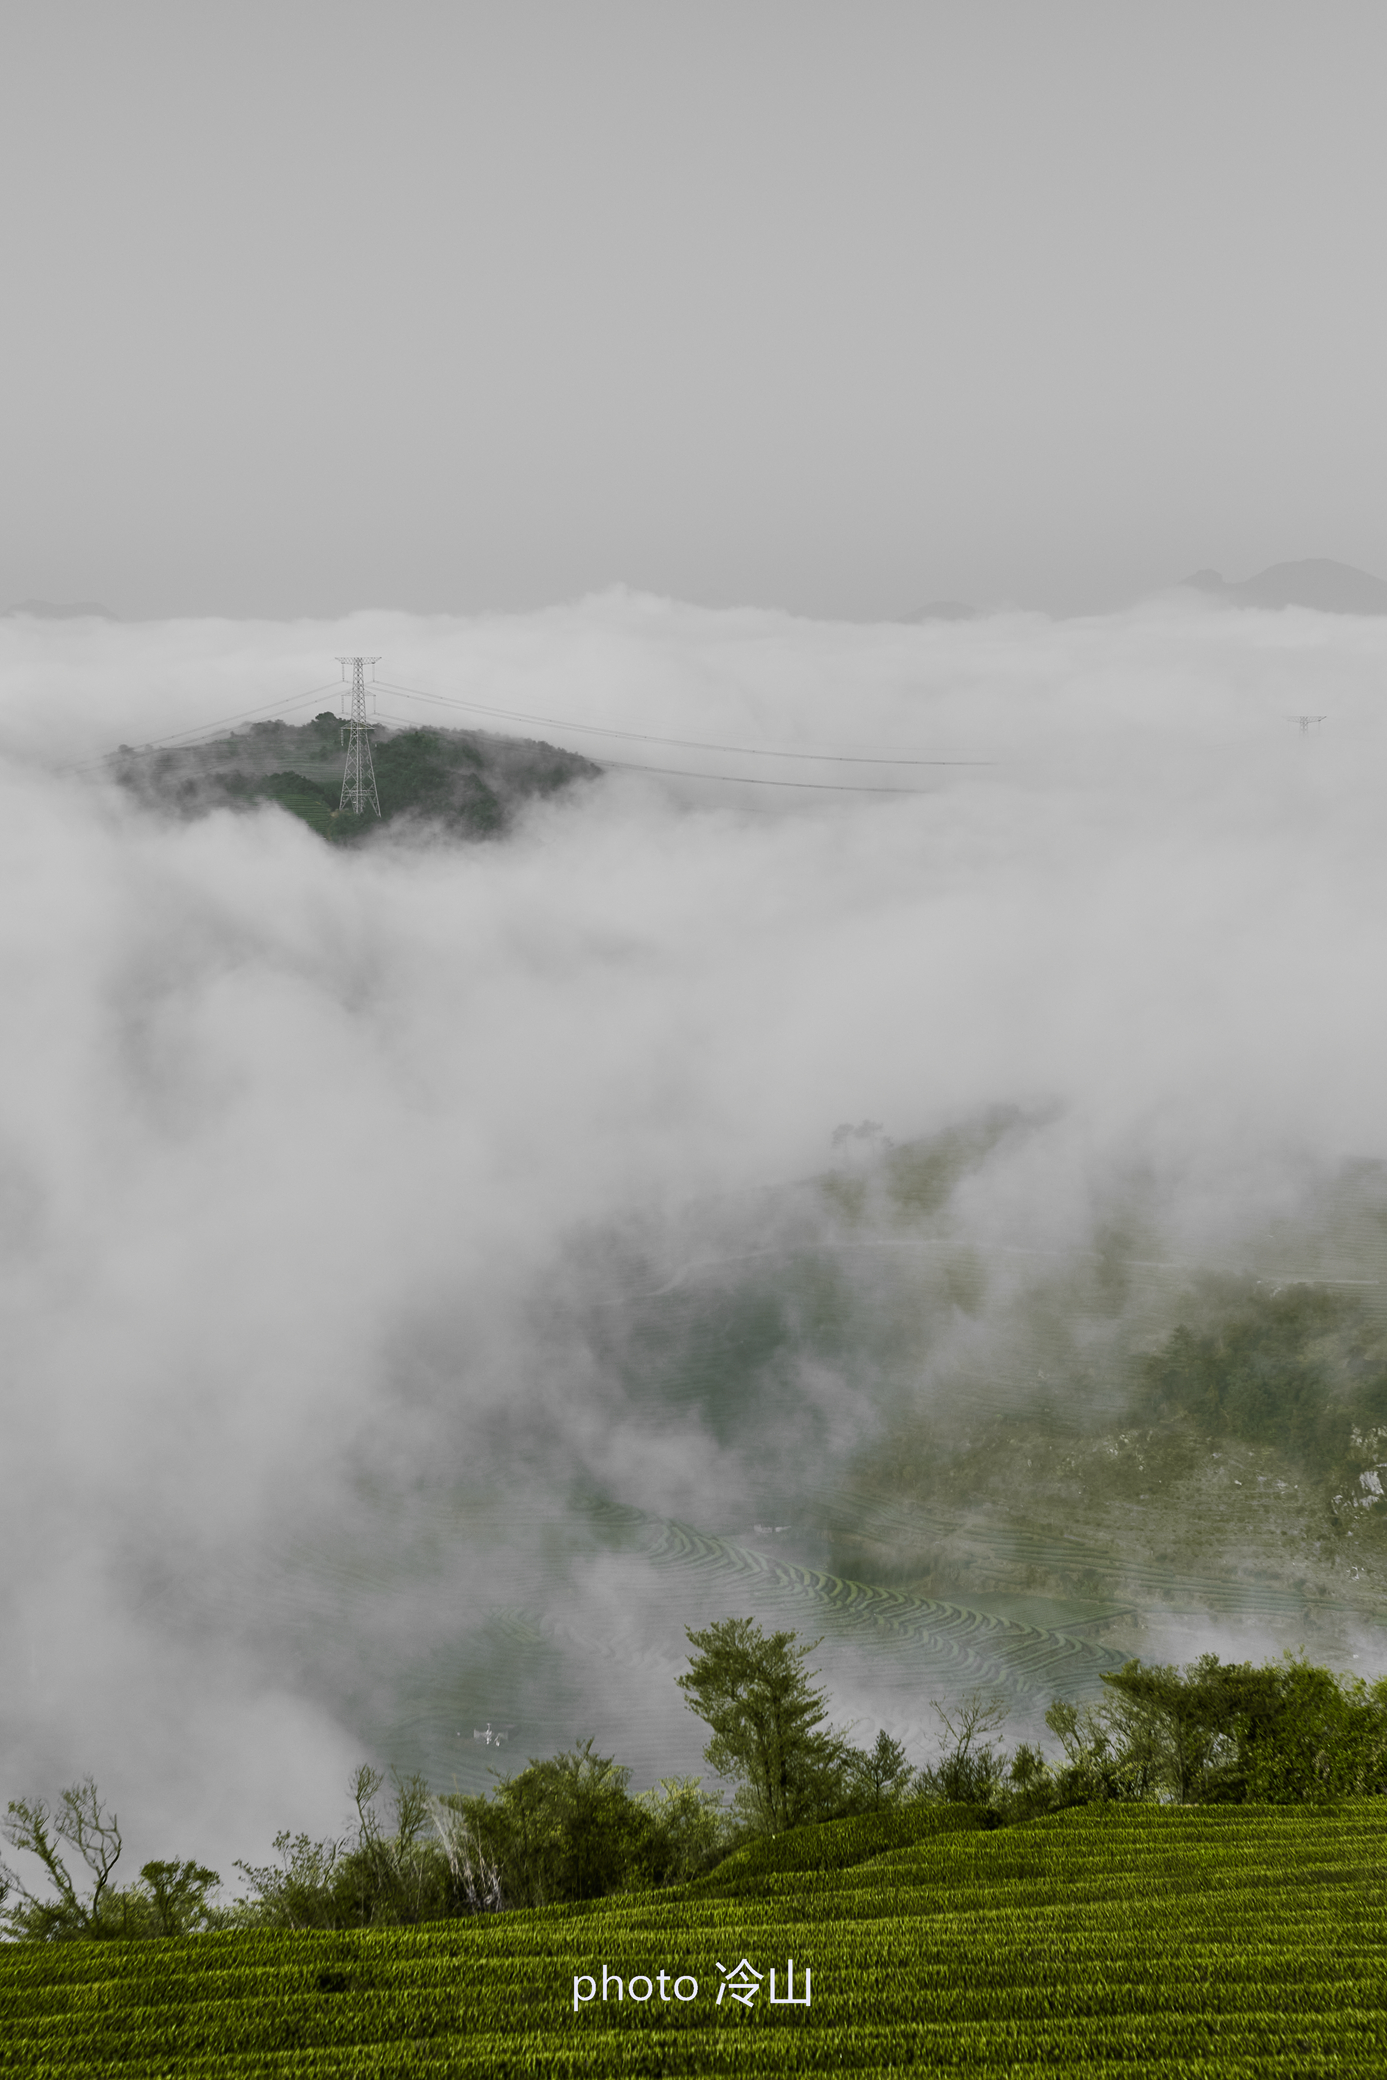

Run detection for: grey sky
[[4, 1, 1386, 619]]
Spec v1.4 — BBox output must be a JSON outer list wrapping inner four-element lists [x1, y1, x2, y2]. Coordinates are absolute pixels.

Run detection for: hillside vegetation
[[221, 1136, 1387, 1799], [838, 1276, 1387, 1634], [110, 715, 600, 842], [1, 1804, 1383, 2073]]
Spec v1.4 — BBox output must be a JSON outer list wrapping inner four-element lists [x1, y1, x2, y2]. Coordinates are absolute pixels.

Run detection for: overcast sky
[[5, 1, 1387, 620]]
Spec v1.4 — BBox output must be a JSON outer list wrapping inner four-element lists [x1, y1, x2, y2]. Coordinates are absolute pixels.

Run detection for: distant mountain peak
[[1183, 559, 1387, 615]]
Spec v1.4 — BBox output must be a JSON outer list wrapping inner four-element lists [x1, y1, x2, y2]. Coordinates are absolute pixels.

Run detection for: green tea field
[[3, 1804, 1385, 2076]]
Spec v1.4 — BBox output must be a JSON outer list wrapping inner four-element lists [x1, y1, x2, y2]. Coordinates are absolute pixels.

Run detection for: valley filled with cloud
[[2, 591, 1384, 1876]]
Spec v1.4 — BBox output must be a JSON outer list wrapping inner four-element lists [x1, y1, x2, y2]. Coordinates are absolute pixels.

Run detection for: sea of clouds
[[1, 589, 1384, 1877]]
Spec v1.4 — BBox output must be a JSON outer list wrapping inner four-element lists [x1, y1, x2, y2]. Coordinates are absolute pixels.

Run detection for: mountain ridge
[[1183, 557, 1387, 614]]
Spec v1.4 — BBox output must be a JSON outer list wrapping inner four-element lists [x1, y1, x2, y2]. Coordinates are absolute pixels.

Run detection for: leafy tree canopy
[[677, 1616, 854, 1832]]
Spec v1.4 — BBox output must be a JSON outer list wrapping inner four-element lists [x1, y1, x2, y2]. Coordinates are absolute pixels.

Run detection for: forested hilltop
[[109, 715, 601, 843]]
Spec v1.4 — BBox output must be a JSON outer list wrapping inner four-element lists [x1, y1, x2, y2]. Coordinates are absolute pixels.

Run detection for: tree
[[1, 1781, 222, 1941], [338, 1767, 442, 1925], [1035, 1654, 1387, 1808], [235, 1828, 345, 1931], [1098, 1658, 1236, 1802], [1002, 1741, 1057, 1820], [845, 1729, 917, 1809], [2, 1780, 122, 1938], [677, 1617, 847, 1832], [428, 1800, 505, 1915], [236, 1766, 488, 1929], [136, 1861, 223, 1938], [2, 1782, 126, 1940], [1105, 1654, 1387, 1805], [521, 1741, 647, 1903], [1044, 1686, 1166, 1804], [634, 1775, 730, 1884], [1218, 1658, 1387, 1802], [918, 1690, 1010, 1807], [443, 1739, 655, 1908]]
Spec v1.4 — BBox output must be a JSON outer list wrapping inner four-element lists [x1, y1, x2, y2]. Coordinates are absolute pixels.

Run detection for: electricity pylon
[[337, 655, 382, 815]]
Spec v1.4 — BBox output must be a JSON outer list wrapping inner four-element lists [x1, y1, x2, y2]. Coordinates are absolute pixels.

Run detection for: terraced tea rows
[[646, 1520, 1119, 1696], [169, 1467, 1385, 1800], [833, 1484, 1387, 1624], [322, 1490, 1133, 1789], [2, 1805, 1385, 2074]]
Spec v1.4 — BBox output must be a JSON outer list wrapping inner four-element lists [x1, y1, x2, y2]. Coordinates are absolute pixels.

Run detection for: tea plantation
[[3, 1803, 1386, 2076]]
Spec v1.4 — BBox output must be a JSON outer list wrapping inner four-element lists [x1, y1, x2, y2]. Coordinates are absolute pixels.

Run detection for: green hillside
[[3, 1805, 1384, 2073], [159, 1132, 1387, 1801], [109, 715, 600, 841]]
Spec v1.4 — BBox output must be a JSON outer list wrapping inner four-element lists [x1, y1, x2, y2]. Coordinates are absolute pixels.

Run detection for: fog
[[2, 592, 1385, 1879]]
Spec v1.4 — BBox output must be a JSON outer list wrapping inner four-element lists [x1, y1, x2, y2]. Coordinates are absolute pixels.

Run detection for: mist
[[2, 592, 1385, 1880]]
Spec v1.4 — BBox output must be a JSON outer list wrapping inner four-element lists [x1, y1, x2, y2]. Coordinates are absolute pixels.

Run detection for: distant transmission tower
[[1292, 714, 1326, 735], [337, 655, 382, 815]]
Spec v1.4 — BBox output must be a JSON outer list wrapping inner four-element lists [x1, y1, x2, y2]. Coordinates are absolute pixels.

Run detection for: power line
[[112, 679, 344, 752], [59, 680, 344, 774], [372, 677, 991, 768], [65, 662, 983, 800], [367, 710, 936, 792], [599, 761, 932, 793]]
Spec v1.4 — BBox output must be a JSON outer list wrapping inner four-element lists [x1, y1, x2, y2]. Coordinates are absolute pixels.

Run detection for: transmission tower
[[337, 655, 382, 815]]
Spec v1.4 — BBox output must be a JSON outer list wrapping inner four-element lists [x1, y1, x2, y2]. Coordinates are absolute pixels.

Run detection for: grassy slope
[[3, 1805, 1385, 2075]]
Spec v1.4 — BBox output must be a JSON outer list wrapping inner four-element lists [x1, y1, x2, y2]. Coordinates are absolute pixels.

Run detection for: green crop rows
[[3, 1804, 1386, 2075], [646, 1518, 1120, 1696]]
